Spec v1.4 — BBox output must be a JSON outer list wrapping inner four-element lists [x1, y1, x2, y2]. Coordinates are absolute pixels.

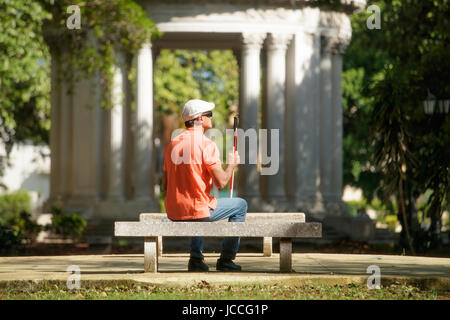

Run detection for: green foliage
[[42, 0, 160, 109], [154, 50, 201, 115], [343, 0, 449, 251], [0, 190, 41, 237], [342, 5, 388, 201], [0, 190, 42, 254], [0, 227, 22, 255], [47, 206, 87, 240], [346, 198, 392, 217], [383, 215, 399, 232], [0, 0, 159, 176], [154, 49, 239, 131], [346, 199, 368, 217], [0, 190, 32, 220], [368, 0, 450, 250], [346, 198, 401, 232], [0, 0, 51, 177], [50, 214, 86, 240]]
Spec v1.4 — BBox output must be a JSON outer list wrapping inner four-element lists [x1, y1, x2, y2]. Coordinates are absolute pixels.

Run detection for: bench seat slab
[[115, 222, 321, 238]]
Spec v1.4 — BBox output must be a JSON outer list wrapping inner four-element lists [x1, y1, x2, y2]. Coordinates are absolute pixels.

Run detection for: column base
[[293, 196, 374, 241], [95, 199, 160, 219], [295, 200, 348, 219], [43, 195, 64, 213], [62, 196, 99, 220], [52, 197, 160, 220], [293, 191, 348, 219], [80, 199, 160, 245], [239, 195, 265, 212], [262, 196, 294, 212], [237, 194, 295, 212]]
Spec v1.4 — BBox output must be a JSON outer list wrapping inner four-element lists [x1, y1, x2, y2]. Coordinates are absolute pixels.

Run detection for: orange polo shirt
[[163, 126, 222, 220]]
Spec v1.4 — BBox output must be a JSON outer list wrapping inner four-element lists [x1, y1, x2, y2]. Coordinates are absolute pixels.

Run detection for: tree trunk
[[398, 179, 416, 255], [429, 186, 442, 249]]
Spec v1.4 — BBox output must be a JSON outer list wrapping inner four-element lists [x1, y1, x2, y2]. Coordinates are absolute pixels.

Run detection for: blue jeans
[[188, 198, 247, 260]]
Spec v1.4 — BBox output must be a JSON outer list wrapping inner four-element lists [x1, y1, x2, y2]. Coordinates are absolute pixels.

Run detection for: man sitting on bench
[[162, 99, 248, 272]]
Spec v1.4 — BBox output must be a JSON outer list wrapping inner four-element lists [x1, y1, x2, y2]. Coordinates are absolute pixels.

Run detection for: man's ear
[[194, 117, 202, 126]]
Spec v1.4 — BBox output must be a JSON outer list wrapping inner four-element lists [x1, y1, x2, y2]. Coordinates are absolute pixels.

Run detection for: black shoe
[[188, 257, 209, 272], [216, 258, 242, 272]]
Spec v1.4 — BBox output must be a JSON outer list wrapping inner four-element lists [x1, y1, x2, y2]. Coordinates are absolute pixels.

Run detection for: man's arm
[[210, 151, 240, 189]]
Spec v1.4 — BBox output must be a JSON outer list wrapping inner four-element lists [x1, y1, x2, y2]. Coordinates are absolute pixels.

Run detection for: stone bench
[[115, 214, 321, 273], [139, 212, 306, 257]]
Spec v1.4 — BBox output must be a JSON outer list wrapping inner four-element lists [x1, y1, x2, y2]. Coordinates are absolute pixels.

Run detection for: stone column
[[285, 35, 296, 204], [50, 52, 75, 205], [49, 53, 62, 204], [133, 42, 157, 206], [102, 54, 126, 202], [68, 71, 102, 218], [286, 32, 322, 212], [331, 53, 343, 204], [320, 35, 348, 215], [59, 79, 74, 204], [312, 34, 323, 211], [319, 36, 334, 205], [238, 32, 265, 211], [264, 33, 292, 209], [49, 52, 77, 212]]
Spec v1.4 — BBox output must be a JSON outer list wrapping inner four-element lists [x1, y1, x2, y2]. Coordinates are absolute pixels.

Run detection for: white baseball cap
[[181, 99, 215, 122]]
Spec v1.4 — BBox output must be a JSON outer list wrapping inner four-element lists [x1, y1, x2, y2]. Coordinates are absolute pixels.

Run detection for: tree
[[342, 3, 388, 201], [155, 49, 238, 129], [343, 0, 449, 253], [0, 0, 51, 183], [369, 0, 450, 252], [154, 49, 239, 148], [41, 0, 159, 108], [0, 0, 159, 183]]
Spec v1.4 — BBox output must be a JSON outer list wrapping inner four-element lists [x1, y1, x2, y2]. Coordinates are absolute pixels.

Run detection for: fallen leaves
[[0, 280, 443, 300]]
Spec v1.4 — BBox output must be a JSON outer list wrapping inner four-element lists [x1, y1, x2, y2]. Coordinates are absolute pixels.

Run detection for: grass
[[0, 280, 447, 300]]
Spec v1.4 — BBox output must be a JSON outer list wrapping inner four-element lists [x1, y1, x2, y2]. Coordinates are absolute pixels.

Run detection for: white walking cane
[[229, 116, 238, 198]]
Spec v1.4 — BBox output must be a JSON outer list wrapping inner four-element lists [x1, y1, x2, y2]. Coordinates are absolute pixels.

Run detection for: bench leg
[[279, 237, 292, 272], [263, 237, 272, 257], [144, 237, 158, 273], [158, 236, 163, 257]]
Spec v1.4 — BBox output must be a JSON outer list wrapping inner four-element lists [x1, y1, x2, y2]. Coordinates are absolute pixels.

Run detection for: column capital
[[321, 35, 349, 55], [267, 33, 293, 53], [242, 32, 266, 51], [138, 41, 152, 53]]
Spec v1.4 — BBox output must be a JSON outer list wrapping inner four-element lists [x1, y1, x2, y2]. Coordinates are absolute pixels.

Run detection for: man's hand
[[227, 150, 240, 168], [210, 151, 240, 189]]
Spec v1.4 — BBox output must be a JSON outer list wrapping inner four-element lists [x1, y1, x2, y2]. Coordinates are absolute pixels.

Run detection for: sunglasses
[[201, 111, 213, 118]]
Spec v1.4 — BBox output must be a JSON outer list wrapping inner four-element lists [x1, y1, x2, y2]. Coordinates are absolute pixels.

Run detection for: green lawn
[[0, 280, 447, 300]]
